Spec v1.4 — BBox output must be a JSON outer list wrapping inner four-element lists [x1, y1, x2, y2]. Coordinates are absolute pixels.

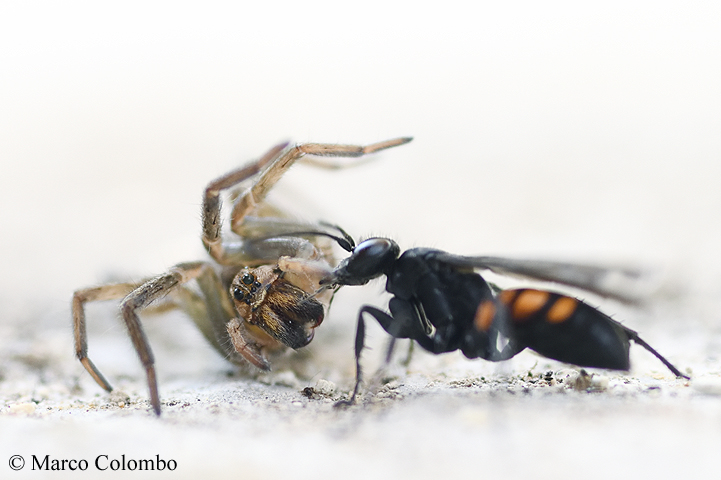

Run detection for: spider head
[[231, 266, 324, 349]]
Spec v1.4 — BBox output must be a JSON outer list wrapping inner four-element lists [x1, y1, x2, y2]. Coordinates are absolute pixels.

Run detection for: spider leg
[[166, 264, 238, 362], [202, 142, 288, 264], [277, 254, 334, 294], [230, 138, 412, 234], [295, 153, 384, 170], [200, 149, 330, 265], [225, 318, 274, 371], [73, 281, 143, 392], [72, 268, 227, 396], [202, 138, 411, 266], [170, 265, 285, 370], [115, 261, 218, 415]]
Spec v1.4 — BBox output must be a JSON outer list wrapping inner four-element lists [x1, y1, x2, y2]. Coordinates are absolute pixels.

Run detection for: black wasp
[[313, 233, 689, 404]]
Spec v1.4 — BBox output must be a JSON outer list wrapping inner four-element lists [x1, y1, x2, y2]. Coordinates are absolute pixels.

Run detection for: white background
[[2, 2, 720, 305], [1, 2, 720, 478]]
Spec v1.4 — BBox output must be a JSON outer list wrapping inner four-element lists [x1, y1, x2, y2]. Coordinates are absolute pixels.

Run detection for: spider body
[[72, 137, 412, 415], [320, 237, 689, 405]]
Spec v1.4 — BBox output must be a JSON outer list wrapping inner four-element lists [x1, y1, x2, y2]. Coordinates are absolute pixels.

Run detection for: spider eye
[[233, 287, 245, 301], [241, 273, 255, 285]]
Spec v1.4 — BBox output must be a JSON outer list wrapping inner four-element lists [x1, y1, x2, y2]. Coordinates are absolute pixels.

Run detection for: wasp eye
[[242, 273, 254, 285], [346, 238, 400, 279]]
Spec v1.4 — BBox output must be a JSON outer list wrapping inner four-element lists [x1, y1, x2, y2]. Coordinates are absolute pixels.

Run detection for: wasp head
[[321, 237, 400, 286]]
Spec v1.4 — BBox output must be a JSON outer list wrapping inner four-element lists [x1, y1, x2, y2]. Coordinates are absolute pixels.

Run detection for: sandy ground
[[2, 284, 721, 479], [3, 2, 721, 479]]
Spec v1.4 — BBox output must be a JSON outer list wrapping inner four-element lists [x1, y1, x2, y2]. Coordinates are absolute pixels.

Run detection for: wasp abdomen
[[499, 288, 631, 371]]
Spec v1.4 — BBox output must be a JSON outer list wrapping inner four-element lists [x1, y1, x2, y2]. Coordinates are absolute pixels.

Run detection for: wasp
[[317, 236, 689, 404], [72, 137, 413, 415]]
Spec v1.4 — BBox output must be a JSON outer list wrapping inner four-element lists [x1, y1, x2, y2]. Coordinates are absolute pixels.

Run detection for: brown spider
[[72, 137, 413, 415]]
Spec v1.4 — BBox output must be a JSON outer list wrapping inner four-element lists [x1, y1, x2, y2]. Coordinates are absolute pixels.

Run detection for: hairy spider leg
[[73, 282, 144, 391], [74, 137, 414, 415], [202, 137, 412, 266], [73, 262, 228, 415]]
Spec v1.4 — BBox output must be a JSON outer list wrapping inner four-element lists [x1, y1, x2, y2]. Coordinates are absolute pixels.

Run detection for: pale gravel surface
[[2, 287, 721, 479]]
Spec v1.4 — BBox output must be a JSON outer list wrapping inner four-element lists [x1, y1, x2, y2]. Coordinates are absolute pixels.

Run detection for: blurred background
[[2, 2, 720, 320], [1, 2, 720, 478]]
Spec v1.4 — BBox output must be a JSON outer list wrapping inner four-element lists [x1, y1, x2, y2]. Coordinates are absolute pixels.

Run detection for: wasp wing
[[429, 253, 657, 304]]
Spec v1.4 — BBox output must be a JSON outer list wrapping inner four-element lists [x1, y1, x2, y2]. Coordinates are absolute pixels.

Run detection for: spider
[[72, 137, 413, 415]]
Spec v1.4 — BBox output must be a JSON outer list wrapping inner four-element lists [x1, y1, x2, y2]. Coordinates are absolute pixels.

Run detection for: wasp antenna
[[249, 230, 354, 252], [319, 221, 356, 250]]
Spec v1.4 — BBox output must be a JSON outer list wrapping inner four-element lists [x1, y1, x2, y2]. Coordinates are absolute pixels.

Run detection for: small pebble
[[9, 403, 36, 415], [590, 374, 609, 391], [314, 379, 336, 395]]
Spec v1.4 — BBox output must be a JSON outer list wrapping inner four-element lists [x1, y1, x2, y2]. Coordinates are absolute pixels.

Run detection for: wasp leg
[[401, 340, 415, 367], [335, 305, 375, 407], [384, 337, 398, 364], [381, 337, 415, 380], [336, 300, 432, 407]]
